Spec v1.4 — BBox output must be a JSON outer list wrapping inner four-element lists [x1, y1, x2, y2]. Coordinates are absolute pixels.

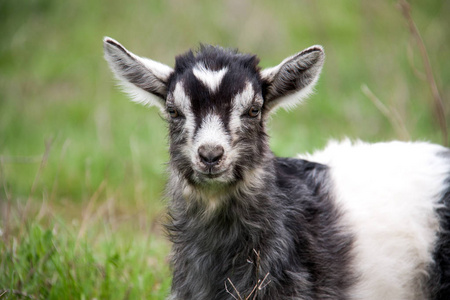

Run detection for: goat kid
[[103, 37, 450, 300]]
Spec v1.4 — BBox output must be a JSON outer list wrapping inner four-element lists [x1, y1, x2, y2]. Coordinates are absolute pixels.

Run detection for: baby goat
[[104, 37, 450, 300]]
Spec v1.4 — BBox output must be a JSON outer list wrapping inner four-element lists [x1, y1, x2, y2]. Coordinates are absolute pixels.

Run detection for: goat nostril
[[198, 145, 224, 166]]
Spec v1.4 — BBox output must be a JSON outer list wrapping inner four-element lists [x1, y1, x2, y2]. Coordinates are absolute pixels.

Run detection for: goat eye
[[167, 107, 179, 118], [248, 106, 260, 118]]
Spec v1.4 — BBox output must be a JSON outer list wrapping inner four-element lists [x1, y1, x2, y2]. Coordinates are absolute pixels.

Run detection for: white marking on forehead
[[232, 81, 256, 109], [192, 63, 228, 93], [195, 114, 229, 148], [229, 81, 260, 141], [172, 81, 196, 143], [172, 81, 191, 112]]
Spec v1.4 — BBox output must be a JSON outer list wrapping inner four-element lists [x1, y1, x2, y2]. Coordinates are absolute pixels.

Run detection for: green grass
[[1, 0, 449, 298], [0, 214, 171, 299]]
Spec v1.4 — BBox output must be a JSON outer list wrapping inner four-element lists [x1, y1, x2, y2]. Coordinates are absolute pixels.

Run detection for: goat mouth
[[204, 170, 225, 178], [204, 172, 223, 179], [196, 168, 228, 180]]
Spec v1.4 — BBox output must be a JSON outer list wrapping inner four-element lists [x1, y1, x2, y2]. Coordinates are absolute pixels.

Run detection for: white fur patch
[[194, 114, 229, 150], [172, 81, 192, 114], [299, 140, 450, 299], [116, 80, 166, 110], [193, 63, 228, 93], [191, 114, 234, 185], [232, 81, 257, 110], [172, 82, 196, 160], [269, 83, 316, 111], [229, 82, 257, 138], [138, 56, 173, 82]]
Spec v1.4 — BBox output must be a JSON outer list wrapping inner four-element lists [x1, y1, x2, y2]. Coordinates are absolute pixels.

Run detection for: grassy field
[[1, 0, 449, 298]]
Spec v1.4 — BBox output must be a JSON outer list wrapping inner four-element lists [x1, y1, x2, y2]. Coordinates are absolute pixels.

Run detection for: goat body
[[104, 38, 450, 299]]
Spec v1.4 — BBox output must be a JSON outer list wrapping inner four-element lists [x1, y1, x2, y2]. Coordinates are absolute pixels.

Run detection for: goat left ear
[[261, 46, 324, 112]]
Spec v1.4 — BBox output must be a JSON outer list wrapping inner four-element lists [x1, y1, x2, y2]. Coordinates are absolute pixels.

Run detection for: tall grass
[[1, 153, 171, 299], [0, 0, 448, 298], [0, 216, 171, 299]]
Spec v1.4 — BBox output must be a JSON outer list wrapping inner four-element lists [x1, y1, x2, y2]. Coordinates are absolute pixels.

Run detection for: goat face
[[104, 38, 325, 187], [166, 47, 267, 186]]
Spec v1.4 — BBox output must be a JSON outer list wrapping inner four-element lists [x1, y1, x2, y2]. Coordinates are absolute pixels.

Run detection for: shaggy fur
[[431, 169, 450, 298], [103, 37, 450, 300], [166, 156, 354, 299]]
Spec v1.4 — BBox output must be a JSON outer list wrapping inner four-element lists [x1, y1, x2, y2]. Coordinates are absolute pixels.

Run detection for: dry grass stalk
[[76, 179, 107, 243], [18, 138, 54, 237], [225, 249, 271, 300], [0, 289, 36, 299], [225, 278, 243, 300], [49, 138, 71, 203], [397, 0, 448, 146], [0, 158, 12, 241], [28, 138, 54, 203], [406, 42, 426, 81], [361, 84, 410, 141]]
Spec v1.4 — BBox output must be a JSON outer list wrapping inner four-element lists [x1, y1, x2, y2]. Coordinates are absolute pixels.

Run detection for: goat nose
[[198, 145, 224, 167]]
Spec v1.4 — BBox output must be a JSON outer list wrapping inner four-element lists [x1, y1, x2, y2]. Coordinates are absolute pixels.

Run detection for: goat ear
[[261, 46, 324, 112], [103, 37, 173, 111]]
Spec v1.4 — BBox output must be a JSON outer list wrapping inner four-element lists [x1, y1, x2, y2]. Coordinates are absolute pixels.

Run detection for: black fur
[[169, 45, 262, 133], [104, 41, 450, 299], [166, 157, 354, 299], [430, 150, 450, 299], [166, 46, 268, 187], [161, 46, 355, 299]]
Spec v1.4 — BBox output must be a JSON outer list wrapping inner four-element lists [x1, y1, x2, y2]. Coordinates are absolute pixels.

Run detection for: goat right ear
[[103, 37, 174, 111]]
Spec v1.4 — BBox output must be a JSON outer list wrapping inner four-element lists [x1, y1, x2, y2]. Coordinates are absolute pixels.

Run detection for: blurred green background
[[0, 0, 449, 298]]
